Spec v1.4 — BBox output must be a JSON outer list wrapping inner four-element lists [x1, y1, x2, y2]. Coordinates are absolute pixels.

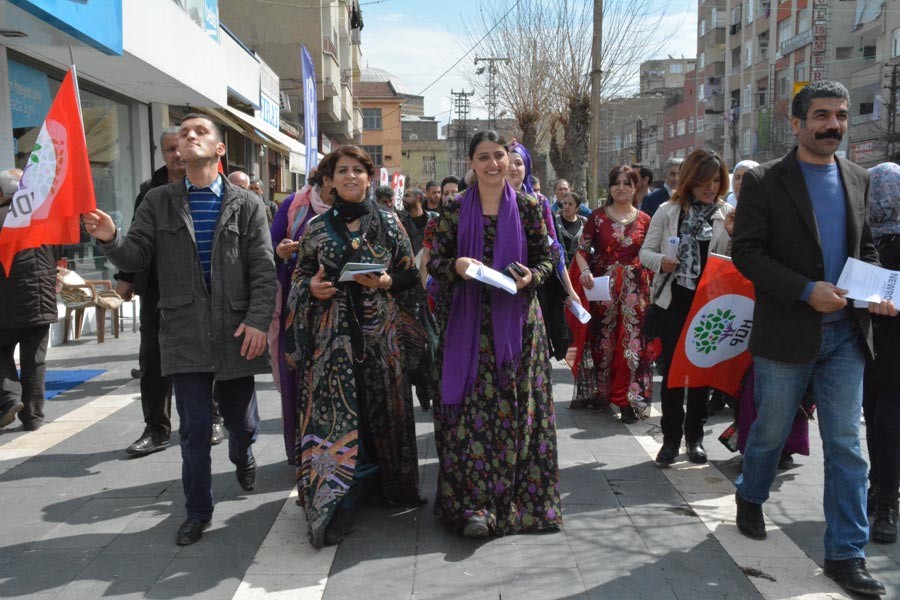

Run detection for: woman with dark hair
[[570, 166, 653, 422], [285, 145, 424, 547], [267, 165, 332, 464], [428, 130, 562, 538], [554, 192, 586, 264], [640, 149, 734, 466], [507, 140, 579, 360]]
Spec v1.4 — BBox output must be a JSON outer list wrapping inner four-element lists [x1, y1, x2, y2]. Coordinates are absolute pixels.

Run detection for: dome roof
[[360, 66, 412, 95]]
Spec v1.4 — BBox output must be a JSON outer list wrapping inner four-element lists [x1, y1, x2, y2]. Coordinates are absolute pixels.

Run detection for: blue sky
[[360, 0, 698, 124]]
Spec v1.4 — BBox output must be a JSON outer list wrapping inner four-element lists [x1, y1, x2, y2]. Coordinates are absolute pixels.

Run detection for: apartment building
[[721, 0, 889, 166], [219, 0, 364, 152]]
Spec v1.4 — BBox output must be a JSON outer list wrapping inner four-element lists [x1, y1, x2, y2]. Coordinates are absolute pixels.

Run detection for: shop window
[[9, 58, 135, 279]]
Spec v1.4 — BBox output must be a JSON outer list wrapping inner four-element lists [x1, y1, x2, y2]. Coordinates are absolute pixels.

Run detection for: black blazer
[[732, 148, 879, 363]]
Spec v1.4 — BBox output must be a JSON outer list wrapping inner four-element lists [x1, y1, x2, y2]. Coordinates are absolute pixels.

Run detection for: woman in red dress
[[571, 166, 653, 422]]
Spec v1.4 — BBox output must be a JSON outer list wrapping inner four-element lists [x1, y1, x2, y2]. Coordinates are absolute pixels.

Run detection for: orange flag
[[0, 68, 95, 275], [667, 255, 755, 396]]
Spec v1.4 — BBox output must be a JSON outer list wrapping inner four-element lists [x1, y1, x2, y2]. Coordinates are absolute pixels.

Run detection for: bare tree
[[464, 1, 555, 183], [465, 0, 678, 197]]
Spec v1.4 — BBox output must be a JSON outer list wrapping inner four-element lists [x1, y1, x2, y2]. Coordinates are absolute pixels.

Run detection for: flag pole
[[67, 46, 84, 123]]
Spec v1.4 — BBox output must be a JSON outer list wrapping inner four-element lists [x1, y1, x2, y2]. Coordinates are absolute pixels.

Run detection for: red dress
[[574, 207, 653, 414]]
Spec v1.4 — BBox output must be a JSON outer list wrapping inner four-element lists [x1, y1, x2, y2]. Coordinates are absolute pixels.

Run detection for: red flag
[[0, 68, 95, 275], [667, 255, 755, 396]]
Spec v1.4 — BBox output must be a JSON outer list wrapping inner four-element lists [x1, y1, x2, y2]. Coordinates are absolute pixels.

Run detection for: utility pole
[[450, 89, 474, 176], [885, 63, 899, 161], [635, 117, 643, 163], [588, 0, 603, 206], [475, 56, 509, 129]]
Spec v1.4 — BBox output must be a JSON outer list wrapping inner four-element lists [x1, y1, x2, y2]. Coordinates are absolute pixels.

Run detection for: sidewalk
[[0, 330, 896, 599]]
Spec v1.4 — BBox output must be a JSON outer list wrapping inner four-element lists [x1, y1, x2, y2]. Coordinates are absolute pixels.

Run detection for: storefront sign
[[851, 139, 881, 163], [301, 45, 319, 174], [259, 94, 280, 130], [10, 0, 123, 55], [173, 0, 219, 44], [8, 60, 52, 129]]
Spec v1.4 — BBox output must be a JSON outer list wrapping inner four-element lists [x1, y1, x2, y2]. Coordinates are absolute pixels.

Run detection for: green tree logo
[[692, 308, 737, 355]]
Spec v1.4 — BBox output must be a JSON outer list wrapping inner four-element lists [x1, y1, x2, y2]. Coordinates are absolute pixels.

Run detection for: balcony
[[730, 22, 741, 35], [704, 93, 725, 113], [323, 36, 337, 58]]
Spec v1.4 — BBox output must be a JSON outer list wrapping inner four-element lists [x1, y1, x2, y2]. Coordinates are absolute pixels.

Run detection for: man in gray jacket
[[83, 114, 276, 546]]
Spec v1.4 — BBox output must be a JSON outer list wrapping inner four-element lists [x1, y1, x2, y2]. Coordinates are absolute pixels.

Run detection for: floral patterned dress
[[427, 193, 562, 535], [285, 206, 424, 548], [572, 207, 653, 415]]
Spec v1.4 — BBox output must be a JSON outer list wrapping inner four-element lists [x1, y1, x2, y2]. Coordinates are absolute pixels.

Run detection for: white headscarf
[[726, 160, 760, 206]]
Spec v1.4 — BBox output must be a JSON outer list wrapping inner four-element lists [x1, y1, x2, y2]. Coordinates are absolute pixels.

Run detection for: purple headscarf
[[508, 141, 536, 195], [868, 162, 900, 241], [441, 181, 528, 406]]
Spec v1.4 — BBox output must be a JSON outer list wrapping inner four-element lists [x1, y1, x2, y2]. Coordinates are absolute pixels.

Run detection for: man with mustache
[[732, 80, 896, 596]]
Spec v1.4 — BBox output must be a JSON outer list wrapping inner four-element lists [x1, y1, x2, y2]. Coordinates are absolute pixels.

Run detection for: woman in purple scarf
[[428, 130, 562, 537], [268, 168, 332, 464]]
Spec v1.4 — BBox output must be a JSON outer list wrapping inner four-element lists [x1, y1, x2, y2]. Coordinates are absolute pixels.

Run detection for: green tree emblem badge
[[692, 308, 737, 355]]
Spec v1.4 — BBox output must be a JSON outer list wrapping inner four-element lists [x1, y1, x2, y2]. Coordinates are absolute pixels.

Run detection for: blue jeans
[[736, 319, 869, 560], [172, 373, 260, 522]]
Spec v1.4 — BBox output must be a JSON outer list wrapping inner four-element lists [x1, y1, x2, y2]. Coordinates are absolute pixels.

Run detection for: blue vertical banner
[[301, 45, 318, 175]]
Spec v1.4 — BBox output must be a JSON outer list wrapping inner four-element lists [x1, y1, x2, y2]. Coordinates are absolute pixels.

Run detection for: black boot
[[872, 491, 898, 544]]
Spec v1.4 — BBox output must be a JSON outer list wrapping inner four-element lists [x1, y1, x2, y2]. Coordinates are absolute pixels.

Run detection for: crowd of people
[[0, 79, 896, 596]]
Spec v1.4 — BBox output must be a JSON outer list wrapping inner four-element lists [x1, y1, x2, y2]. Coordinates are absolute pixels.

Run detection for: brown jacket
[[731, 148, 878, 363]]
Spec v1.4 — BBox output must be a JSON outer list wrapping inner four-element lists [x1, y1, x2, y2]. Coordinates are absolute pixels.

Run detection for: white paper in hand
[[583, 276, 611, 302], [464, 263, 518, 295], [567, 301, 591, 324], [338, 262, 385, 282], [665, 236, 680, 260], [837, 257, 899, 303]]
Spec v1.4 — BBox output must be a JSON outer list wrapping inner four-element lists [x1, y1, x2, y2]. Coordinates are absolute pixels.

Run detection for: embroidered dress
[[285, 207, 423, 547], [572, 207, 653, 414], [428, 190, 562, 535]]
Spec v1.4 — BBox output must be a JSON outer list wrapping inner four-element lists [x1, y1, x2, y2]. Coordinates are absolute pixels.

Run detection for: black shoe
[[655, 441, 679, 467], [735, 492, 766, 540], [175, 518, 210, 546], [21, 419, 43, 432], [824, 558, 886, 596], [236, 456, 257, 492], [620, 406, 637, 424], [130, 368, 143, 379], [0, 401, 23, 429], [873, 501, 898, 544], [462, 515, 490, 538], [210, 421, 225, 446], [687, 441, 707, 464], [777, 452, 795, 470], [126, 431, 170, 456]]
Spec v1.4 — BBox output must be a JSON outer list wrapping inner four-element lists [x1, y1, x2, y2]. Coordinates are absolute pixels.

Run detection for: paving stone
[[146, 555, 251, 599], [55, 552, 173, 599], [0, 547, 101, 597], [496, 567, 587, 600]]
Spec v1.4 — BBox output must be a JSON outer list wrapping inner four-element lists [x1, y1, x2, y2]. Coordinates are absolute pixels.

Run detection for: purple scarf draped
[[442, 182, 528, 406]]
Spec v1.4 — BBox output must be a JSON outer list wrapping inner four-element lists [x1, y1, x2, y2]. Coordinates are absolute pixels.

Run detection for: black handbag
[[643, 272, 671, 341]]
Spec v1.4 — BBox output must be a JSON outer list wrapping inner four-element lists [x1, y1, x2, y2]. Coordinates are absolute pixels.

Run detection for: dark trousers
[[0, 325, 49, 426], [864, 384, 900, 503], [138, 286, 173, 436], [657, 285, 708, 444], [172, 373, 260, 521]]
